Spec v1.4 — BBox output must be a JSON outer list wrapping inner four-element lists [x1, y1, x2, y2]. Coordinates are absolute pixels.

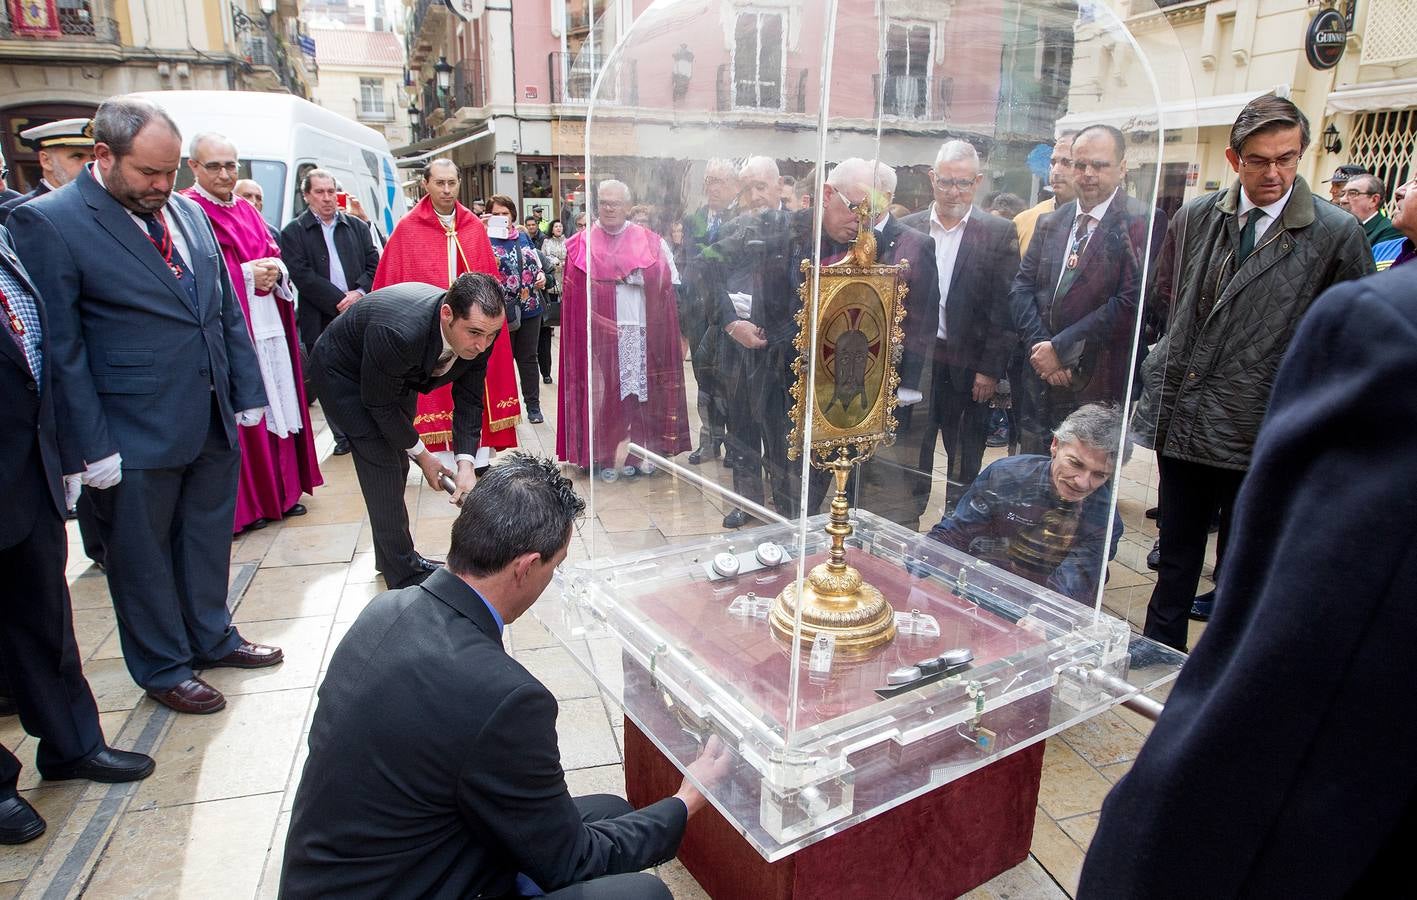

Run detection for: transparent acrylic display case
[[542, 0, 1196, 862]]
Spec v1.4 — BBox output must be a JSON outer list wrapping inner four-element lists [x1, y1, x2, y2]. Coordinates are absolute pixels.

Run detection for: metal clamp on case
[[875, 648, 975, 698], [703, 542, 791, 582]]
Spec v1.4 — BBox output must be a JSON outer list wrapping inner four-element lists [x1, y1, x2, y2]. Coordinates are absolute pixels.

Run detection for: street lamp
[[408, 102, 422, 140], [671, 43, 694, 99], [434, 56, 454, 93], [1322, 123, 1342, 155]]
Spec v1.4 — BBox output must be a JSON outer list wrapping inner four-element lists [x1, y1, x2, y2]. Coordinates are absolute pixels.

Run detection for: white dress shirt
[[929, 205, 971, 340], [1236, 183, 1294, 245], [90, 163, 193, 265]]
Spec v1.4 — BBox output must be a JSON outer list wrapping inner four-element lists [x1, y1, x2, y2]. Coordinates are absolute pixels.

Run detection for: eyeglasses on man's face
[[1239, 153, 1301, 172], [1339, 188, 1377, 198], [199, 161, 239, 174], [930, 173, 978, 192]]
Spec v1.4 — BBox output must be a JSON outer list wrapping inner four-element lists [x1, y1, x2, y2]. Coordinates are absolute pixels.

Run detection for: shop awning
[[392, 122, 495, 164], [1055, 86, 1291, 134], [1327, 79, 1417, 114]]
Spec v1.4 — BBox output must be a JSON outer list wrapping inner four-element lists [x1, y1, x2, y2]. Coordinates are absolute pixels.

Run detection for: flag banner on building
[[298, 34, 316, 59], [9, 0, 61, 38]]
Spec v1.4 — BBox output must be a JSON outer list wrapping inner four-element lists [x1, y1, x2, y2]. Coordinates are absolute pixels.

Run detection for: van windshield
[[174, 159, 287, 230]]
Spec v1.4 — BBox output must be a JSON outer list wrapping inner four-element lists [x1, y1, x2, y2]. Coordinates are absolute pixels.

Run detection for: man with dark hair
[[9, 95, 281, 715], [309, 273, 506, 589], [280, 167, 380, 454], [282, 454, 728, 899], [1338, 173, 1403, 247], [1009, 123, 1166, 455], [1013, 130, 1077, 255], [927, 403, 1123, 604], [1133, 93, 1373, 649]]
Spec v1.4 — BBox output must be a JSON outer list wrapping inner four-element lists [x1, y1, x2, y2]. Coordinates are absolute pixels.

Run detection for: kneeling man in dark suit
[[310, 274, 504, 589], [281, 454, 728, 899]]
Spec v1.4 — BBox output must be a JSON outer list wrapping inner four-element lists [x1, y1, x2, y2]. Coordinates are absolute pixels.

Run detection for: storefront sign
[[1305, 8, 1347, 71]]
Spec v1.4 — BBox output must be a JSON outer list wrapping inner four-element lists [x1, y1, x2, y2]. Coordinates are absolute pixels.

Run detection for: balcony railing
[[0, 0, 118, 42], [873, 74, 955, 120], [548, 51, 637, 104], [716, 64, 808, 113], [357, 99, 394, 123], [453, 59, 485, 109]]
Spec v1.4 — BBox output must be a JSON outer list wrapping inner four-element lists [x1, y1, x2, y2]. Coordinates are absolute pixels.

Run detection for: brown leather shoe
[[202, 641, 284, 670], [146, 678, 226, 715]]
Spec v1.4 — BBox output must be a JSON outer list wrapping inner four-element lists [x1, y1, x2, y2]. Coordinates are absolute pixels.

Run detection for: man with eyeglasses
[[1373, 176, 1415, 271], [183, 133, 323, 536], [1008, 123, 1165, 457], [900, 140, 1018, 517], [1132, 93, 1372, 651], [1338, 173, 1403, 248], [1013, 131, 1077, 256]]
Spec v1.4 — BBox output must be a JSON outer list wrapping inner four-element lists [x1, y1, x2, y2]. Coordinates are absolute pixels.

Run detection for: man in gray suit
[[309, 274, 505, 589], [10, 96, 283, 716]]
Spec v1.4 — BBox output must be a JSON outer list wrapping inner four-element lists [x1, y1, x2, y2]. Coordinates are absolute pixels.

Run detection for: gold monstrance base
[[770, 459, 897, 654]]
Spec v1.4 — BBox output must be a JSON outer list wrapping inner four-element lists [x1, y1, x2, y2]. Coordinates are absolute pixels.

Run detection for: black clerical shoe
[[527, 408, 544, 424], [722, 508, 754, 529], [0, 795, 45, 844], [1144, 506, 1160, 520], [284, 503, 307, 517], [415, 556, 444, 574], [1146, 538, 1161, 571], [42, 747, 155, 784], [332, 438, 351, 456], [686, 446, 711, 465], [1189, 591, 1215, 621], [542, 374, 553, 385], [243, 518, 269, 532]]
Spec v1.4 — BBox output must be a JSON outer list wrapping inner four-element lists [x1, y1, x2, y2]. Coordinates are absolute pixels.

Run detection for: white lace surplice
[[242, 262, 303, 438], [614, 271, 649, 400]]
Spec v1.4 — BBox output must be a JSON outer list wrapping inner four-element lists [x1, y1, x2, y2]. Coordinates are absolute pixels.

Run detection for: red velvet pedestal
[[625, 722, 1046, 900]]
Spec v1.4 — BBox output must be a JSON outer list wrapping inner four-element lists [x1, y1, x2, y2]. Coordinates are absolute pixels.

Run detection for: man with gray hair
[[901, 139, 1019, 517], [927, 402, 1124, 604], [10, 95, 281, 714], [1337, 172, 1403, 248], [1133, 93, 1372, 649], [680, 159, 740, 465]]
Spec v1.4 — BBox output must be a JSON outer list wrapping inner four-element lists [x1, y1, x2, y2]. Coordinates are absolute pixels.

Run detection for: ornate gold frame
[[786, 225, 909, 468]]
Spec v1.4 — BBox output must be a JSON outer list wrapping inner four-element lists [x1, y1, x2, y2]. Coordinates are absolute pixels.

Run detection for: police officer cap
[[19, 117, 95, 151]]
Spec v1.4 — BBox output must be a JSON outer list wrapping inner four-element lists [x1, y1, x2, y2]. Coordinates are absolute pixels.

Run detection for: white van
[[130, 89, 406, 239]]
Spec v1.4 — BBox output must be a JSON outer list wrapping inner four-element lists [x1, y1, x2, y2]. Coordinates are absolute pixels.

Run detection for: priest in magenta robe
[[183, 133, 322, 533], [373, 159, 518, 471], [557, 179, 690, 478]]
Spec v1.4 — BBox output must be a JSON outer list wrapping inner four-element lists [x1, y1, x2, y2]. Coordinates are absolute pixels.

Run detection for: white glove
[[897, 388, 924, 407], [236, 407, 265, 427], [81, 452, 122, 490], [64, 475, 82, 510]]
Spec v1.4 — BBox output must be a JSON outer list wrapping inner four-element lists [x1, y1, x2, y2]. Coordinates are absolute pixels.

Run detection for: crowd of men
[[2, 84, 1415, 895]]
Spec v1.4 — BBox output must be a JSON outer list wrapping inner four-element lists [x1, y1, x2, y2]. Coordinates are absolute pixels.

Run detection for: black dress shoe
[[1146, 538, 1161, 571], [284, 503, 307, 517], [722, 508, 753, 529], [1144, 506, 1160, 520], [332, 439, 352, 456], [42, 747, 155, 784], [1189, 590, 1216, 621], [527, 408, 544, 424], [542, 374, 553, 384], [687, 446, 711, 465], [0, 795, 45, 844], [244, 518, 269, 532], [415, 556, 444, 574]]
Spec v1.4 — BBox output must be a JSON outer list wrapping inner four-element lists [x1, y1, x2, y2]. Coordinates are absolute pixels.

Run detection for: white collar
[[1360, 210, 1380, 226], [874, 213, 890, 233], [1237, 183, 1294, 222], [40, 178, 56, 191], [929, 203, 971, 234], [193, 183, 237, 208], [1077, 187, 1119, 223]]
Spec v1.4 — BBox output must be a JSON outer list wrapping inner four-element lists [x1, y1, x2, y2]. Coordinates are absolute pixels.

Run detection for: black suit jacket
[[1008, 192, 1165, 400], [310, 282, 490, 457], [900, 206, 1019, 381], [10, 171, 266, 469], [0, 225, 76, 549], [281, 569, 688, 898], [280, 208, 379, 349], [874, 214, 941, 393], [1080, 267, 1417, 898], [0, 181, 48, 226]]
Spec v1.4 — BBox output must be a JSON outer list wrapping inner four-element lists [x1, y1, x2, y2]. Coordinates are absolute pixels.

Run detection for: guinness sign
[[1305, 8, 1347, 70]]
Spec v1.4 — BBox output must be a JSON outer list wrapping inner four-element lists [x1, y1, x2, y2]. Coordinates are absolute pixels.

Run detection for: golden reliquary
[[770, 204, 909, 655]]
